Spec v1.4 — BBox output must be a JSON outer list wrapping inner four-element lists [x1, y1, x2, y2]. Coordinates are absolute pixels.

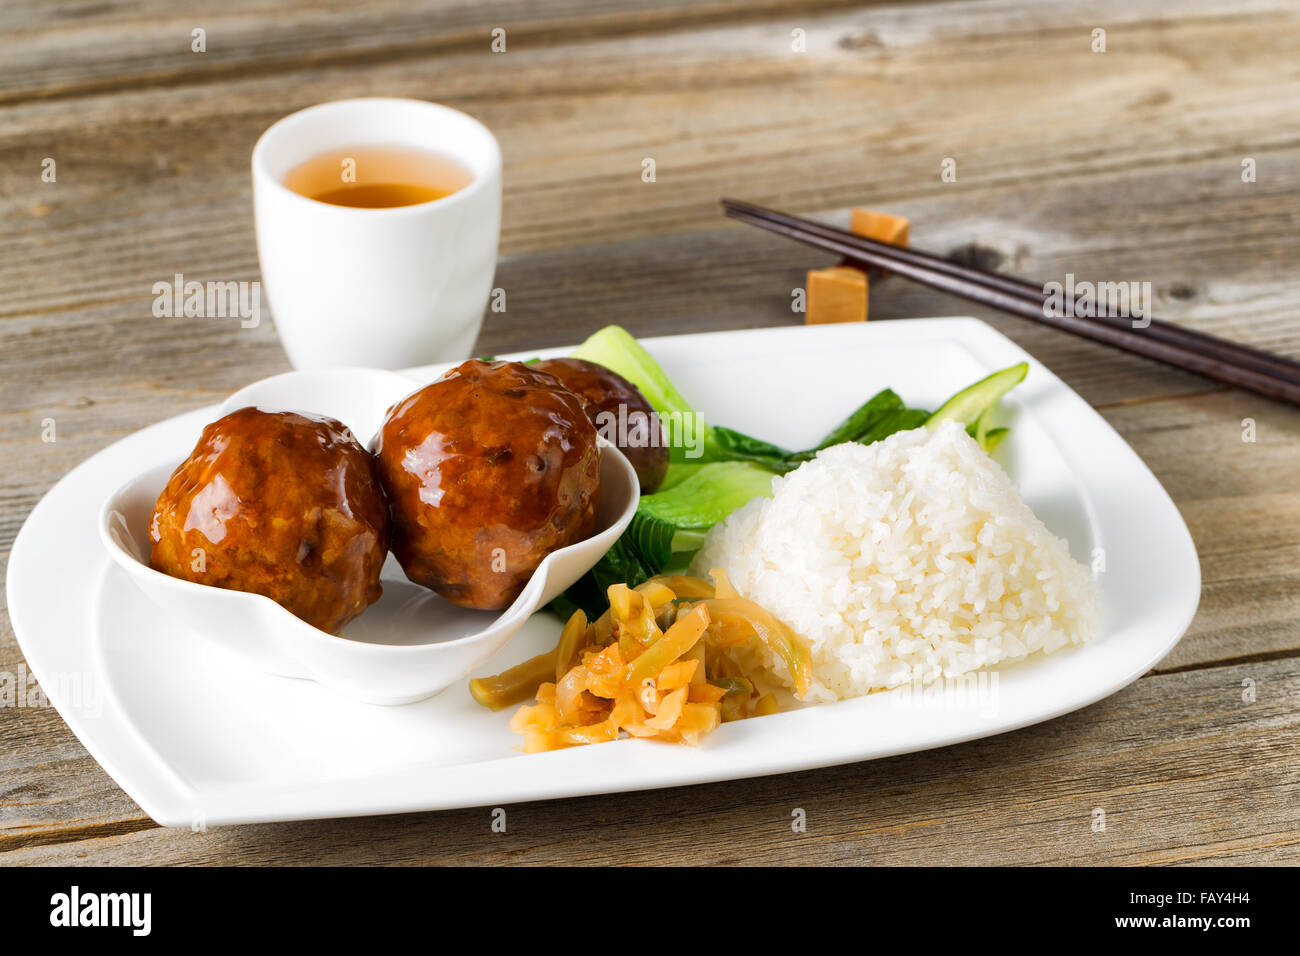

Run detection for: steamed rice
[[690, 422, 1099, 703]]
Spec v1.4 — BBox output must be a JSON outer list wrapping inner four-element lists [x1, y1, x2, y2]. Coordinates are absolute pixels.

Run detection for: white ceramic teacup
[[252, 98, 502, 370]]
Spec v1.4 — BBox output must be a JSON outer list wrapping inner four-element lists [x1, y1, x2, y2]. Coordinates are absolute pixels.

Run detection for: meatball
[[531, 357, 669, 493], [149, 407, 389, 634], [373, 360, 601, 610]]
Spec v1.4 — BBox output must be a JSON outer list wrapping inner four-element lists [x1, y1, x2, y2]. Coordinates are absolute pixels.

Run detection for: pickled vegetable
[[471, 570, 809, 750]]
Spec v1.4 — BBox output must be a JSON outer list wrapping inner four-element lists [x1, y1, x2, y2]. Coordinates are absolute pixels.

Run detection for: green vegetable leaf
[[857, 406, 931, 444], [552, 331, 1028, 619], [555, 461, 777, 615], [810, 388, 904, 449], [571, 325, 706, 463], [708, 425, 791, 464], [982, 427, 1010, 453], [637, 461, 776, 533], [926, 362, 1028, 430]]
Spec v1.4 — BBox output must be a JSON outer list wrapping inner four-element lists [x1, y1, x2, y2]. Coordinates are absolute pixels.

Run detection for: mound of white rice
[[690, 422, 1099, 702]]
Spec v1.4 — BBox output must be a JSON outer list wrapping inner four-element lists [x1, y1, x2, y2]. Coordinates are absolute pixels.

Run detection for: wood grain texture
[[0, 0, 899, 104], [6, 657, 1297, 865], [1, 0, 1298, 864]]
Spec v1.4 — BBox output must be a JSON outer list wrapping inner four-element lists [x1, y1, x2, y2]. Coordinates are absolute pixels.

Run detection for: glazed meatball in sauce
[[530, 357, 669, 494], [373, 360, 602, 611], [149, 407, 390, 634]]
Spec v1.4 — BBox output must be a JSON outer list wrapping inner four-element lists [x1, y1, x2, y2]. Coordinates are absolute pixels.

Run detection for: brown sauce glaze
[[373, 360, 601, 610], [149, 407, 389, 634], [531, 357, 669, 493]]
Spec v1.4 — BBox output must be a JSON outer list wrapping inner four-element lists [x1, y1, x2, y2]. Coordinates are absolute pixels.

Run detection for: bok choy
[[555, 326, 1028, 616]]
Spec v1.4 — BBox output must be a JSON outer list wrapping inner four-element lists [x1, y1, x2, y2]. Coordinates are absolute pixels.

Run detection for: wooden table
[[3, 0, 1298, 866]]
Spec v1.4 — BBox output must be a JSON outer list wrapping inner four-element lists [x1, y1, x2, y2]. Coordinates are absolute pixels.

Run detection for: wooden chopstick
[[722, 198, 1300, 405], [725, 199, 1300, 384]]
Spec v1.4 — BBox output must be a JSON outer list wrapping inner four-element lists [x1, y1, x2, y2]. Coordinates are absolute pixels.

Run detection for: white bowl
[[97, 368, 639, 705]]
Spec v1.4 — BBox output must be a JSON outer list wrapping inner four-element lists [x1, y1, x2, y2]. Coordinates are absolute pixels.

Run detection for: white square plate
[[6, 318, 1200, 826]]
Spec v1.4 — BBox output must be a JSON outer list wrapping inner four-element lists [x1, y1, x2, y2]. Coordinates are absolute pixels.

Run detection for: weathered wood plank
[[2, 0, 1288, 104], [5, 162, 1300, 563], [3, 0, 1299, 303], [0, 0, 890, 103], [4, 140, 1299, 419], [1099, 390, 1300, 672], [4, 189, 1300, 845], [2, 0, 1298, 862], [7, 279, 1299, 850], [5, 657, 1296, 865]]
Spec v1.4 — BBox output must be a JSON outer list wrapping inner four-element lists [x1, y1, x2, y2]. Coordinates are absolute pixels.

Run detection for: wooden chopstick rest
[[808, 208, 910, 324]]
